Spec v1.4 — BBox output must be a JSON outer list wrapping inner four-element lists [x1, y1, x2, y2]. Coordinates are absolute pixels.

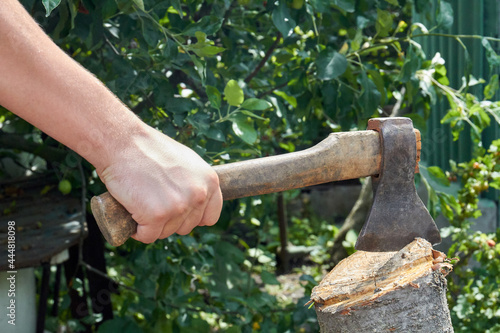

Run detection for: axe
[[91, 117, 441, 251]]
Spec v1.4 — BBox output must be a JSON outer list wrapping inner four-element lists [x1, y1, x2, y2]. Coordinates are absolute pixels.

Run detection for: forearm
[[0, 0, 223, 243], [0, 0, 146, 172]]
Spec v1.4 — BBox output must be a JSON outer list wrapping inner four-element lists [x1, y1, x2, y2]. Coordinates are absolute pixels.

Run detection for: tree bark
[[311, 238, 453, 333]]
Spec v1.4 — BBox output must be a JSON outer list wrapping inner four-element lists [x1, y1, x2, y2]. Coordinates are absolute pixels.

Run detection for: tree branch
[[170, 70, 207, 99], [244, 32, 282, 84], [256, 81, 289, 98], [0, 133, 67, 162]]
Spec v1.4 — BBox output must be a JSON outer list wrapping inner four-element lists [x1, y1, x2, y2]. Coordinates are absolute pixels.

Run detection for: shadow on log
[[311, 238, 453, 333]]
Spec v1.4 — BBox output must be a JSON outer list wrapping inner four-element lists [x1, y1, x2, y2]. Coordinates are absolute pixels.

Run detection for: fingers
[[98, 127, 223, 245], [198, 187, 223, 227], [131, 224, 162, 244], [130, 177, 223, 243]]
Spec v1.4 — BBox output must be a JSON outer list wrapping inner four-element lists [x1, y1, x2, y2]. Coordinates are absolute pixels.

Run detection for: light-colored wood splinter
[[311, 238, 453, 333]]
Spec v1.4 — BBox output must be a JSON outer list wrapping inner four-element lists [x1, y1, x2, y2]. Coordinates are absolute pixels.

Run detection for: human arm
[[0, 0, 223, 243]]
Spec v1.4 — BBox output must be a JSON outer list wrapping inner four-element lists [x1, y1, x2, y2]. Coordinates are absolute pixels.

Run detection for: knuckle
[[149, 205, 169, 224], [190, 186, 208, 206], [206, 170, 220, 189], [171, 200, 189, 217]]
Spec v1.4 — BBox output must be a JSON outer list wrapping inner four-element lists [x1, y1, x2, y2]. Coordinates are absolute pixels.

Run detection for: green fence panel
[[416, 0, 500, 169]]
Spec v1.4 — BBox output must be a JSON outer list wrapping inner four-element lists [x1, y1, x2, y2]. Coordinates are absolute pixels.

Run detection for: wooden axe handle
[[91, 129, 420, 246]]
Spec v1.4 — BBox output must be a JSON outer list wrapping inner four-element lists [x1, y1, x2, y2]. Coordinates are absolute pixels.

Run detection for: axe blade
[[355, 118, 441, 252]]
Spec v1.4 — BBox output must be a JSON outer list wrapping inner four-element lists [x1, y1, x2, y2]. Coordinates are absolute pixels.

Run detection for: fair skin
[[0, 0, 223, 243]]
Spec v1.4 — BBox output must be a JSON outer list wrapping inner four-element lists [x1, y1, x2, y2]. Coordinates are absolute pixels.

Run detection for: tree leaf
[[261, 271, 280, 285], [398, 45, 421, 83], [427, 166, 450, 186], [206, 127, 225, 142], [376, 9, 393, 37], [385, 0, 399, 5], [141, 19, 161, 47], [183, 16, 224, 36], [315, 49, 347, 80], [132, 0, 145, 11], [272, 2, 296, 37], [224, 80, 244, 106], [42, 0, 62, 16], [437, 1, 454, 30], [239, 110, 267, 121], [241, 98, 272, 111], [171, 0, 183, 18], [358, 71, 381, 118], [273, 91, 297, 107], [97, 318, 142, 333], [191, 57, 206, 85], [367, 69, 386, 105], [308, 0, 329, 13], [334, 0, 355, 13], [231, 115, 257, 144], [482, 38, 500, 72], [484, 74, 499, 100], [206, 85, 221, 110], [192, 45, 226, 57]]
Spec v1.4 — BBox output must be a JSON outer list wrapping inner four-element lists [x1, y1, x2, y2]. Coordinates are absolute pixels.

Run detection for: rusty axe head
[[355, 117, 441, 252]]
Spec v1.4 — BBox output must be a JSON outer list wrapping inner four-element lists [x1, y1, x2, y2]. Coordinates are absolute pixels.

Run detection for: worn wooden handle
[[91, 129, 420, 246]]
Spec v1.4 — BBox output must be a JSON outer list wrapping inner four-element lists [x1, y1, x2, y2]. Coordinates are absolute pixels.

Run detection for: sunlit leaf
[[241, 98, 272, 111], [132, 0, 145, 11], [376, 9, 393, 37], [484, 74, 499, 100], [273, 91, 297, 107], [42, 0, 62, 16], [224, 80, 244, 106], [230, 115, 257, 144], [427, 166, 450, 186]]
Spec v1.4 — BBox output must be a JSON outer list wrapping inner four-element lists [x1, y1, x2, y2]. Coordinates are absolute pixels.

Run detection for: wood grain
[[311, 238, 453, 332]]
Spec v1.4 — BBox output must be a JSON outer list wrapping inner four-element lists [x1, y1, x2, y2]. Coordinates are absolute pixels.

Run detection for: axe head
[[355, 118, 441, 252]]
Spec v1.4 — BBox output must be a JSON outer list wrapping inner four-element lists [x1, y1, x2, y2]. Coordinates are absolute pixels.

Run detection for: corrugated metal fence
[[416, 0, 500, 169]]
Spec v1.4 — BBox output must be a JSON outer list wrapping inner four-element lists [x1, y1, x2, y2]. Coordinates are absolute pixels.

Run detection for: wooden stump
[[311, 238, 453, 333]]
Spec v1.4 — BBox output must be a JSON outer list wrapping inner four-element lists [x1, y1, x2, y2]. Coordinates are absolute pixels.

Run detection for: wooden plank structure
[[311, 238, 454, 332], [0, 176, 86, 270]]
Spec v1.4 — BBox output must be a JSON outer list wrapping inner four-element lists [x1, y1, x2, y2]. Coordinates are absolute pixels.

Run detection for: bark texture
[[311, 238, 453, 333]]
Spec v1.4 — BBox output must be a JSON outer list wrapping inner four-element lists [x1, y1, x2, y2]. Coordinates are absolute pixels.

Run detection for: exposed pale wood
[[311, 238, 453, 333]]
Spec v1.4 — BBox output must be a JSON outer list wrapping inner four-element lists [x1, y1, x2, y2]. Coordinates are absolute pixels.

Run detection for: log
[[311, 238, 454, 333]]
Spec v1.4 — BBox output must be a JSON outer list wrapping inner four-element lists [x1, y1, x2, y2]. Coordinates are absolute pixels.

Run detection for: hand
[[96, 125, 223, 243]]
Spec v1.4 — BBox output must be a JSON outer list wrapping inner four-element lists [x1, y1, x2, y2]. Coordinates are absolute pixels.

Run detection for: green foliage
[[3, 0, 500, 331], [42, 0, 62, 16], [425, 76, 500, 330], [429, 141, 500, 331]]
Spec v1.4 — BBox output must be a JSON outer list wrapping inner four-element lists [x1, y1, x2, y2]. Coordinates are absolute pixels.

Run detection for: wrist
[[84, 108, 152, 174]]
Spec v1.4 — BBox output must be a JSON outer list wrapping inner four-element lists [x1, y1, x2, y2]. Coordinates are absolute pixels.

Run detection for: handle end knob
[[91, 192, 137, 246]]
